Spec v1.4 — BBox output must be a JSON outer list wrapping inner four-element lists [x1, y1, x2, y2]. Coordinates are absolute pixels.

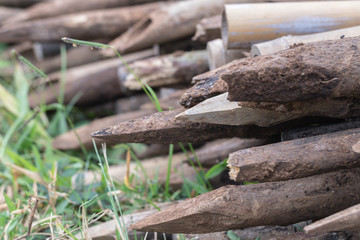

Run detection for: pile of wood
[[2, 0, 360, 239]]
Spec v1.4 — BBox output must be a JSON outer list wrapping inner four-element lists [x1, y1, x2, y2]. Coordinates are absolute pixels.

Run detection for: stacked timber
[[2, 0, 360, 238]]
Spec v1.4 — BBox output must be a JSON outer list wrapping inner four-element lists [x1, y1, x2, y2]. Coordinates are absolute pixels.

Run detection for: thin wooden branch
[[251, 25, 360, 57], [228, 127, 360, 183], [130, 168, 360, 234], [0, 2, 167, 42], [91, 108, 296, 144], [4, 0, 168, 24], [221, 36, 360, 102], [119, 51, 208, 90], [304, 204, 360, 234], [222, 2, 360, 49]]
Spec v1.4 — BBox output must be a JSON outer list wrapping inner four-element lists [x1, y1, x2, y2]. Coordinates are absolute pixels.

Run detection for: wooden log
[[29, 49, 155, 107], [91, 108, 296, 144], [207, 39, 247, 70], [0, 7, 22, 23], [304, 204, 360, 234], [130, 168, 360, 234], [140, 89, 186, 111], [221, 36, 360, 103], [281, 120, 360, 141], [103, 0, 261, 55], [52, 109, 155, 150], [178, 93, 360, 126], [0, 0, 46, 8], [228, 127, 360, 183], [192, 15, 221, 43], [268, 232, 356, 240], [0, 2, 167, 43], [222, 1, 360, 49], [188, 137, 274, 167], [4, 0, 169, 24], [118, 51, 208, 90], [251, 26, 360, 57], [116, 94, 153, 114]]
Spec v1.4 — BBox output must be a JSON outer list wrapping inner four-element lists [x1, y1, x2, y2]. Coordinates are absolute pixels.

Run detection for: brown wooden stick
[[221, 36, 360, 103], [228, 127, 360, 183], [4, 0, 167, 24], [29, 49, 155, 107], [119, 50, 208, 90], [130, 168, 360, 234], [304, 204, 360, 234], [0, 2, 167, 43], [91, 108, 298, 144], [0, 6, 22, 23], [52, 109, 155, 150]]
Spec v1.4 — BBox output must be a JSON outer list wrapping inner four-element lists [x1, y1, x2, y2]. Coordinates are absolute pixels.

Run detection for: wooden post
[[119, 51, 208, 90], [0, 2, 167, 42], [221, 36, 360, 102], [304, 204, 360, 234], [91, 108, 297, 144], [228, 128, 360, 183], [130, 168, 360, 233], [222, 1, 360, 49], [4, 0, 169, 24], [251, 25, 360, 57], [29, 49, 155, 107]]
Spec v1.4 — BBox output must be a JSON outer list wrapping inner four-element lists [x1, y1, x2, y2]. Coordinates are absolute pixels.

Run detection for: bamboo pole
[[0, 2, 167, 43], [52, 109, 155, 150], [4, 0, 169, 24], [222, 1, 360, 49], [91, 108, 295, 144], [251, 25, 360, 57], [130, 168, 360, 233], [29, 48, 155, 107], [304, 204, 360, 234], [222, 36, 360, 103], [228, 128, 360, 183], [119, 51, 208, 90], [207, 39, 247, 70]]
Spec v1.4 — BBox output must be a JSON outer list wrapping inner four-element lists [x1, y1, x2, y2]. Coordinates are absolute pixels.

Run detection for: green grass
[[0, 40, 226, 239]]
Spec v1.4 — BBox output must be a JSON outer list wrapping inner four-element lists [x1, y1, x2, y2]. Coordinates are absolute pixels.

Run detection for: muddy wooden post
[[228, 128, 360, 183], [0, 2, 167, 42], [222, 1, 360, 49], [221, 36, 360, 102], [178, 93, 360, 126], [130, 168, 360, 233], [304, 204, 360, 234], [91, 108, 301, 144], [29, 49, 155, 107], [4, 0, 169, 24], [251, 25, 360, 57], [118, 50, 208, 90]]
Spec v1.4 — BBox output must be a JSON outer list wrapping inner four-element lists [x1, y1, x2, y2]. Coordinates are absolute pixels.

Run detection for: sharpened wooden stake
[[304, 204, 360, 234], [228, 127, 360, 183], [221, 36, 360, 102], [91, 109, 296, 144], [130, 168, 360, 234]]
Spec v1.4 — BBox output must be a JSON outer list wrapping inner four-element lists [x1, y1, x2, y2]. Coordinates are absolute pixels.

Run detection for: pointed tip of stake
[[91, 127, 112, 137]]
